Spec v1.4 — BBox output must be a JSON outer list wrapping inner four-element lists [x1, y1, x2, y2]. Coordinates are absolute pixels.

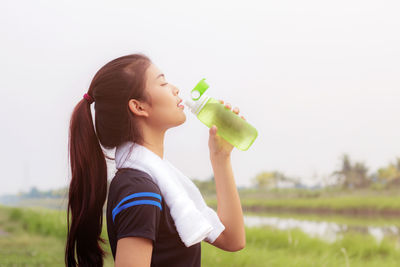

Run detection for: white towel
[[114, 141, 225, 247]]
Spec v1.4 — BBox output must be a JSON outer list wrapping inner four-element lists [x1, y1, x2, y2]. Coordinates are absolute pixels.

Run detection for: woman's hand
[[208, 100, 246, 159]]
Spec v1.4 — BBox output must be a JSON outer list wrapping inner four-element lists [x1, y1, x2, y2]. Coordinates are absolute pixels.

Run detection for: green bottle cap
[[191, 78, 209, 100]]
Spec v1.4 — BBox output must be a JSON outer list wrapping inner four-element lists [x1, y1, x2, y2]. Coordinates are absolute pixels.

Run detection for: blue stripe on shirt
[[112, 192, 162, 223], [112, 200, 162, 222]]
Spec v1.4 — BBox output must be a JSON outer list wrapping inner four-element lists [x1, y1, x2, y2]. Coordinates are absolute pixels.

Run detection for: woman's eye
[[162, 83, 168, 86]]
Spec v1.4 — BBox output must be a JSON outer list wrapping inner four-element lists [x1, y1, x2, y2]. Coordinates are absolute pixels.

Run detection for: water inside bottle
[[197, 98, 258, 151]]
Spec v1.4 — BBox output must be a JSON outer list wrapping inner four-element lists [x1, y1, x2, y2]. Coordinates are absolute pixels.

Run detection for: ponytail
[[65, 53, 152, 266], [65, 97, 108, 266]]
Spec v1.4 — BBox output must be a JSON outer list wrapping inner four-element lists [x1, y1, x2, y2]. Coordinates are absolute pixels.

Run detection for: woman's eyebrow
[[156, 74, 164, 80]]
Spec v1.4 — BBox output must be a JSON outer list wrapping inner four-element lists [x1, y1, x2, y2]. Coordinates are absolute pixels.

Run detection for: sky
[[1, 0, 400, 195]]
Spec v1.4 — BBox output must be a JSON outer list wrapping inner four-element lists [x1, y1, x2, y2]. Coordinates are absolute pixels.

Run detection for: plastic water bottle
[[184, 78, 258, 151]]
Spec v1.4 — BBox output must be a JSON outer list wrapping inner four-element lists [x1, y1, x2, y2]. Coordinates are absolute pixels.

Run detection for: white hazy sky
[[1, 0, 400, 195]]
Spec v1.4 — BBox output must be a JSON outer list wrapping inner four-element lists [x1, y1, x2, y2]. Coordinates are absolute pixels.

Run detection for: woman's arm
[[115, 237, 153, 267], [206, 154, 246, 252], [205, 99, 246, 251]]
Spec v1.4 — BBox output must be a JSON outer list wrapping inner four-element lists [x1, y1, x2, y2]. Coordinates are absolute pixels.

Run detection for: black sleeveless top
[[106, 168, 201, 267]]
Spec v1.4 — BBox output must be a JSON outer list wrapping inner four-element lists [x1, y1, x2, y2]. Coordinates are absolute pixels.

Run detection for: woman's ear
[[128, 99, 149, 118]]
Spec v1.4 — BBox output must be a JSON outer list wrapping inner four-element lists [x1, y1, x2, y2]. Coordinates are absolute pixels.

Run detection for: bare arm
[[205, 99, 246, 251], [115, 237, 153, 267], [206, 154, 246, 251]]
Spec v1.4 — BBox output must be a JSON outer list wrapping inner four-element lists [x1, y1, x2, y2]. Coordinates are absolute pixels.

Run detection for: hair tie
[[83, 93, 94, 104]]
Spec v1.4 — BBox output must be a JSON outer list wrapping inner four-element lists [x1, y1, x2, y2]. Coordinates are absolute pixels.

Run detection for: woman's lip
[[178, 104, 184, 109]]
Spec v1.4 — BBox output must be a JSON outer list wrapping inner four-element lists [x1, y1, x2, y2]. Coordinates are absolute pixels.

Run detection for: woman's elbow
[[234, 240, 246, 251], [225, 239, 246, 252], [212, 231, 246, 252]]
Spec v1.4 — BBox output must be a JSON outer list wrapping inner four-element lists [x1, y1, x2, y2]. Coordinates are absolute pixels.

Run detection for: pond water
[[244, 215, 400, 243]]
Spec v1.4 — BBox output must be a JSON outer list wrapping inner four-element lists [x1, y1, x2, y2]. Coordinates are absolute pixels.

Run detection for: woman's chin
[[179, 113, 186, 124], [170, 109, 186, 127]]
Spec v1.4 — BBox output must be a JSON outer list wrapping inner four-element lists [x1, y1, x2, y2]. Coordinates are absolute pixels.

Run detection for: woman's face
[[130, 63, 186, 130]]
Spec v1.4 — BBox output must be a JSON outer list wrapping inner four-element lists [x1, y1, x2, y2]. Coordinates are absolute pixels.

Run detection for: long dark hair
[[65, 53, 153, 266]]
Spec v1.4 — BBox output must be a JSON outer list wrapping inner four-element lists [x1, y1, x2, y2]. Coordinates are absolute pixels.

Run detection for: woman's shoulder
[[109, 168, 161, 197]]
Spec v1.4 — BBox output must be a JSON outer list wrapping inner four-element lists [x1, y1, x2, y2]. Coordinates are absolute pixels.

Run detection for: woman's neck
[[140, 125, 166, 160]]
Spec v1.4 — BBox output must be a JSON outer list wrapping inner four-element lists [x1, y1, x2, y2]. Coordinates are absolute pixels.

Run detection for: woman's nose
[[173, 85, 179, 95]]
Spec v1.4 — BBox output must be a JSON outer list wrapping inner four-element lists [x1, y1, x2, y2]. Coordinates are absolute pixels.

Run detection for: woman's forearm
[[210, 155, 246, 251]]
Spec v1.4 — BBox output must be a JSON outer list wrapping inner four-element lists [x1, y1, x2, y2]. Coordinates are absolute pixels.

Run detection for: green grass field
[[1, 205, 399, 266], [0, 205, 114, 267], [8, 188, 400, 216], [202, 227, 400, 267]]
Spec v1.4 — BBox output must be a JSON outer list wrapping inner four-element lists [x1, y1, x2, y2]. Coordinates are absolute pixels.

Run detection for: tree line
[[253, 154, 400, 190]]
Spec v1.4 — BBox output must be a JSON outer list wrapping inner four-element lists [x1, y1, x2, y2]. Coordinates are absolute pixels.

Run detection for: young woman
[[65, 53, 246, 266]]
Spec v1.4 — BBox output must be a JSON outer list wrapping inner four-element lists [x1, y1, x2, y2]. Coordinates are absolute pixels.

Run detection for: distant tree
[[18, 186, 68, 199], [252, 171, 292, 189], [252, 172, 276, 189], [352, 162, 370, 188], [332, 154, 371, 189], [27, 186, 41, 198], [377, 157, 400, 187], [192, 175, 216, 195], [51, 186, 69, 198]]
